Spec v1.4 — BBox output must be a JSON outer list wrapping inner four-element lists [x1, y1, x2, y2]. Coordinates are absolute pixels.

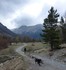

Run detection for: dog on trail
[[35, 58, 43, 66], [31, 56, 43, 66]]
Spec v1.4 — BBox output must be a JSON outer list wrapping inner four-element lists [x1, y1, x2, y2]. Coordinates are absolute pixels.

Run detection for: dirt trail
[[16, 43, 66, 70]]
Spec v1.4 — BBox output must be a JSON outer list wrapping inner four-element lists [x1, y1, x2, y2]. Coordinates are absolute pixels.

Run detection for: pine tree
[[41, 7, 61, 50], [60, 17, 64, 25], [60, 17, 66, 42], [60, 17, 64, 42]]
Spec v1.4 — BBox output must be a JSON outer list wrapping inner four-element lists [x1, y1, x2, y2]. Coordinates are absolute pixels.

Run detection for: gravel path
[[16, 43, 66, 70]]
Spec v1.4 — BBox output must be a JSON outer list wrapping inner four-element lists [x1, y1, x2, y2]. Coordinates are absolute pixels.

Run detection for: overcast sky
[[0, 0, 66, 29]]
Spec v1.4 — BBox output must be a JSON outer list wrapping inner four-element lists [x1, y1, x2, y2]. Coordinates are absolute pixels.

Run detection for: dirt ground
[[25, 43, 66, 64], [0, 43, 28, 70], [16, 43, 66, 70], [0, 57, 27, 70], [0, 43, 66, 70]]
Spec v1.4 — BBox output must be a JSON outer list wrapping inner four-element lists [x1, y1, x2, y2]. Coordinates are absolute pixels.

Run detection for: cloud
[[0, 0, 29, 29], [0, 0, 28, 16], [37, 0, 66, 24], [13, 15, 36, 27], [10, 0, 66, 28], [0, 0, 66, 29]]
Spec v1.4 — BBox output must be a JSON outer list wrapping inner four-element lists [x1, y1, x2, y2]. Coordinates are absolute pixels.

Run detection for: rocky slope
[[12, 24, 43, 39]]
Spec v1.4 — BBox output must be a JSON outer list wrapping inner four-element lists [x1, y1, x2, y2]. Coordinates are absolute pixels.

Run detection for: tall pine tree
[[60, 17, 64, 42], [60, 17, 66, 42], [41, 7, 61, 50]]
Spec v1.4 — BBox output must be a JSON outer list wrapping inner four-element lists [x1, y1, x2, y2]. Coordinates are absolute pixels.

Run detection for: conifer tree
[[41, 7, 61, 50], [60, 17, 66, 42], [60, 17, 64, 25]]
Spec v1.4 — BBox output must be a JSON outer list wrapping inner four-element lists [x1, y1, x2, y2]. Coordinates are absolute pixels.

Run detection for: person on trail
[[24, 47, 26, 52]]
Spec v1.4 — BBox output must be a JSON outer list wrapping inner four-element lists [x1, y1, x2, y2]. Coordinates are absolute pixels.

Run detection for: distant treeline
[[0, 34, 41, 50], [0, 23, 66, 50], [14, 35, 41, 43], [0, 35, 12, 50]]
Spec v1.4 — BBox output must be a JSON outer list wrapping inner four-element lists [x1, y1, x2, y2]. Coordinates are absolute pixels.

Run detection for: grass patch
[[0, 43, 29, 70], [0, 55, 12, 63], [0, 43, 23, 55], [0, 43, 24, 63], [25, 42, 49, 53]]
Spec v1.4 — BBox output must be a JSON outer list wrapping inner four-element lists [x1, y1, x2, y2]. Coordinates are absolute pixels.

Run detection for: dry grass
[[0, 43, 23, 55], [0, 43, 24, 63], [0, 57, 28, 70], [25, 42, 49, 53], [0, 43, 28, 70]]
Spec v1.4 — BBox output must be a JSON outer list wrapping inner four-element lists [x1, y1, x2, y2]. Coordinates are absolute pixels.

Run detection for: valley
[[0, 2, 66, 70], [0, 43, 66, 70]]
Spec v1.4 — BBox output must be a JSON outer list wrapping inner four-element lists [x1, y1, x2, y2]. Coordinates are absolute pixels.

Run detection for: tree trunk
[[50, 41, 54, 51]]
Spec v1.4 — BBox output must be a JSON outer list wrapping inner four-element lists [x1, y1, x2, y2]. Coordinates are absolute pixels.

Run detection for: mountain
[[12, 24, 43, 39], [0, 22, 16, 37]]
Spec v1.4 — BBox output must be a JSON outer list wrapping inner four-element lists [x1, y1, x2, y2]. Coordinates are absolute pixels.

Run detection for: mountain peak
[[12, 24, 43, 39]]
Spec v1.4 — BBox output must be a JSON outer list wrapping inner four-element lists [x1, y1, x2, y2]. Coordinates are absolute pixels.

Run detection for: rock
[[64, 58, 66, 62]]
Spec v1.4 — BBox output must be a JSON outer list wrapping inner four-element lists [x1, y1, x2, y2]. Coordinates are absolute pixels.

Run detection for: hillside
[[12, 24, 43, 39], [0, 22, 17, 37]]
